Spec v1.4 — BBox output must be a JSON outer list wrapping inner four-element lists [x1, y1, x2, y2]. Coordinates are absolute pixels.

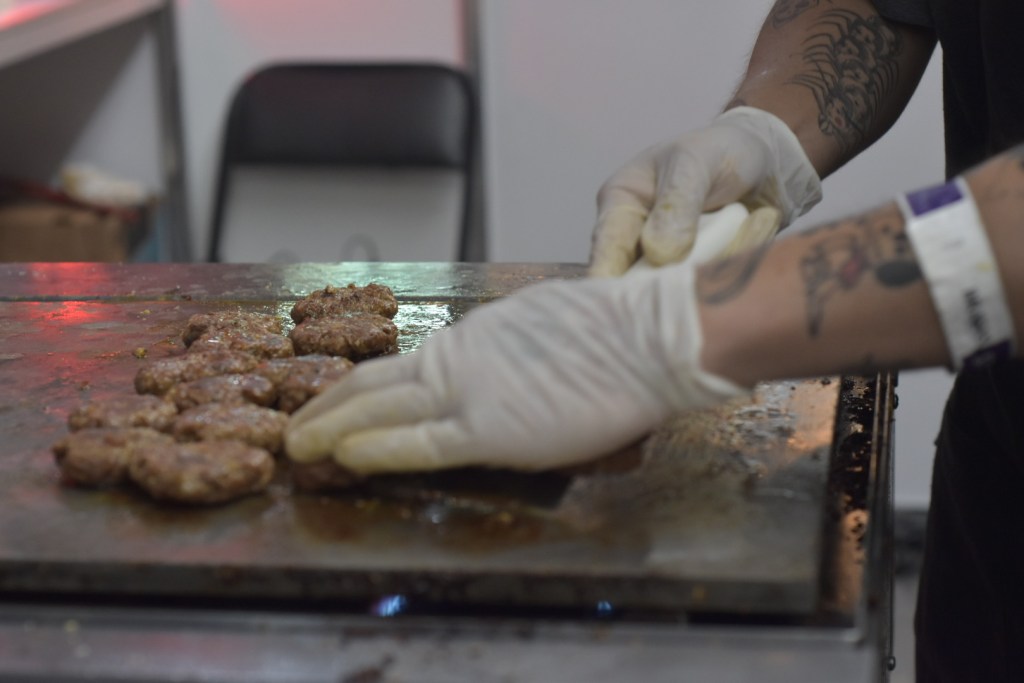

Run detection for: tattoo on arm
[[768, 0, 831, 28], [800, 210, 921, 336], [697, 242, 773, 305], [788, 10, 902, 152]]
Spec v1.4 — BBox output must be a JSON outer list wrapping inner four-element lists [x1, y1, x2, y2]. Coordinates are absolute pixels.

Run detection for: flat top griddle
[[0, 263, 839, 615]]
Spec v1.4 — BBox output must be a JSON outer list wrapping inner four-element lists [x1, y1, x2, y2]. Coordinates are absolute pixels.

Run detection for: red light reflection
[[0, 1, 69, 31]]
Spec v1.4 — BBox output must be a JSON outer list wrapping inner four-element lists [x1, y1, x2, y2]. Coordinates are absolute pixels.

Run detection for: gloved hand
[[285, 265, 749, 474], [589, 106, 822, 277], [626, 202, 782, 273]]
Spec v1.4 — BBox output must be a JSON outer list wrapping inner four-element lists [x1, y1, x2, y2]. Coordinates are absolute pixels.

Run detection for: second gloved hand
[[285, 265, 749, 474], [590, 107, 821, 277]]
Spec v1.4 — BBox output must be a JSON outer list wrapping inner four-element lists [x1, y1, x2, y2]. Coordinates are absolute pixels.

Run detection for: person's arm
[[283, 145, 1023, 476], [731, 0, 938, 177], [700, 144, 1024, 385], [589, 0, 938, 275]]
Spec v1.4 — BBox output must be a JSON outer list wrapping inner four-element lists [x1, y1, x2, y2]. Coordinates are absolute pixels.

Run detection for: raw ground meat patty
[[254, 355, 355, 413], [135, 350, 261, 396], [68, 395, 178, 432], [290, 459, 361, 492], [289, 313, 398, 360], [290, 283, 398, 323], [173, 403, 288, 453], [181, 311, 284, 346], [187, 328, 295, 359], [166, 374, 277, 411], [128, 440, 274, 505], [53, 427, 175, 487]]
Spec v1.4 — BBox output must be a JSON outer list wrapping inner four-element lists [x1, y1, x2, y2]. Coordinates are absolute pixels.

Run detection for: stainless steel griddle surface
[[0, 263, 839, 615]]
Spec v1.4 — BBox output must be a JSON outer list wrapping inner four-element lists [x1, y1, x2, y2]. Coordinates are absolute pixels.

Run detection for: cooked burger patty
[[188, 329, 295, 359], [290, 283, 398, 323], [128, 440, 274, 505], [289, 313, 398, 360], [166, 374, 277, 411], [254, 355, 355, 413], [182, 311, 284, 346], [290, 459, 361, 492], [173, 403, 288, 453], [53, 427, 175, 487], [68, 395, 178, 432], [135, 350, 261, 396]]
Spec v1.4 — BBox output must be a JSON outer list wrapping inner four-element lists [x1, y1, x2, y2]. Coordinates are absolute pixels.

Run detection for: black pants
[[915, 362, 1024, 682]]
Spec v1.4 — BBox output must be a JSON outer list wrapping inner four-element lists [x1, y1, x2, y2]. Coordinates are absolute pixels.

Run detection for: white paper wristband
[[897, 177, 1015, 370]]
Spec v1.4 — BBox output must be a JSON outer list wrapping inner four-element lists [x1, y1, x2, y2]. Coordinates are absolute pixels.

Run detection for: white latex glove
[[627, 202, 782, 273], [590, 106, 822, 277], [285, 265, 748, 474]]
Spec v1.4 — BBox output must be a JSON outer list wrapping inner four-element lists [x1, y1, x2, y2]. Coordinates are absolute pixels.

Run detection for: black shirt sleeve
[[870, 0, 933, 28]]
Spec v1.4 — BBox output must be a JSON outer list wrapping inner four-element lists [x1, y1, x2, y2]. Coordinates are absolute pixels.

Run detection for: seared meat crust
[[254, 355, 355, 413], [290, 283, 398, 323], [134, 350, 261, 396], [68, 395, 178, 432], [166, 374, 276, 411], [289, 313, 398, 360], [53, 427, 175, 487], [173, 403, 288, 453], [290, 459, 361, 492], [182, 311, 284, 346], [188, 329, 295, 359], [129, 440, 274, 505]]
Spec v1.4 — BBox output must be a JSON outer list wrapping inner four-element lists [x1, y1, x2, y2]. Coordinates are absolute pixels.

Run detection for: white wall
[[0, 14, 162, 189], [478, 0, 949, 507]]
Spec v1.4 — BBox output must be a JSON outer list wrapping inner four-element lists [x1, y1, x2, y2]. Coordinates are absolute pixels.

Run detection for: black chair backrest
[[207, 63, 476, 262]]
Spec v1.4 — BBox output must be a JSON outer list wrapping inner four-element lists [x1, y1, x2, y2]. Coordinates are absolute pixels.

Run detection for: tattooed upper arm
[[768, 0, 833, 28], [789, 9, 903, 153]]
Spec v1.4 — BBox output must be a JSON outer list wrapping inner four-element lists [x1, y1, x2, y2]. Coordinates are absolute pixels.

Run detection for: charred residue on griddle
[[832, 376, 876, 518], [291, 486, 564, 551], [290, 495, 364, 541]]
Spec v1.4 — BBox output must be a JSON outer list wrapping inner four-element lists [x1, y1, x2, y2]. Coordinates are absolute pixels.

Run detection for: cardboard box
[[0, 199, 147, 262]]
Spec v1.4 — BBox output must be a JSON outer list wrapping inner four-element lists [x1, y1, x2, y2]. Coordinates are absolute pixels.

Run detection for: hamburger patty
[[173, 403, 288, 453], [135, 350, 261, 396], [290, 283, 398, 323], [254, 355, 355, 413], [187, 329, 295, 360], [182, 311, 284, 347], [53, 427, 175, 487], [68, 395, 178, 432], [289, 313, 398, 360], [166, 374, 277, 411], [129, 440, 274, 505], [290, 459, 361, 492]]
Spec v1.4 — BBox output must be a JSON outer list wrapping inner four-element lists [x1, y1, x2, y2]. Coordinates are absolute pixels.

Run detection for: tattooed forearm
[[697, 242, 773, 305], [769, 0, 831, 28], [789, 10, 902, 152], [800, 208, 920, 336]]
